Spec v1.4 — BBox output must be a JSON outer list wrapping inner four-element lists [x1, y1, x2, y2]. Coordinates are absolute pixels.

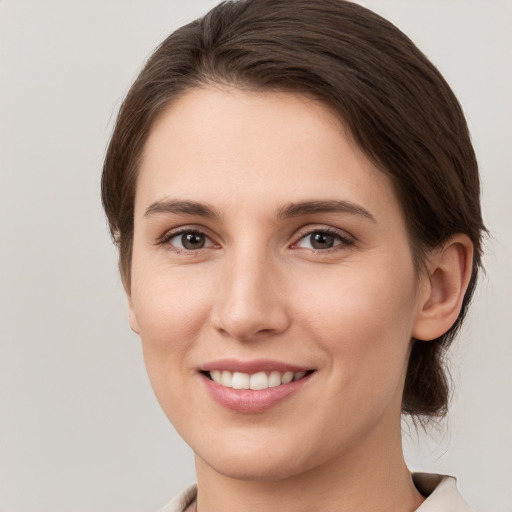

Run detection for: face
[[129, 86, 429, 481]]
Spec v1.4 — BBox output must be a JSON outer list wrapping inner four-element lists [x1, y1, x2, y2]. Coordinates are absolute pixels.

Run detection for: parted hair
[[102, 0, 485, 419]]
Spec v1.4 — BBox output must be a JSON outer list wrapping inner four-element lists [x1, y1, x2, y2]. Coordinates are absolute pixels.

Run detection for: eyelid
[[291, 225, 355, 250], [158, 225, 220, 251], [156, 223, 354, 253]]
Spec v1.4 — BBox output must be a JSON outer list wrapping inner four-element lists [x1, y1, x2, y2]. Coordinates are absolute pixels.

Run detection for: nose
[[211, 250, 291, 341]]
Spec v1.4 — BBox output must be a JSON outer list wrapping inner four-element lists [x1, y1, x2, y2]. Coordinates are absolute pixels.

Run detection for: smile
[[205, 370, 310, 390], [199, 359, 315, 413]]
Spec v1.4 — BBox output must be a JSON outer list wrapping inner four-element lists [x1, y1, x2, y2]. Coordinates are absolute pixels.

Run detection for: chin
[[193, 435, 323, 483], [205, 455, 307, 482]]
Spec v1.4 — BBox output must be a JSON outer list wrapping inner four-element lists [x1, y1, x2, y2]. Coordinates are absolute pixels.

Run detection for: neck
[[193, 427, 424, 512]]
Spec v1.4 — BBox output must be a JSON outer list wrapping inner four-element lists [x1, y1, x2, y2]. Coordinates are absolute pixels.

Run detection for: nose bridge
[[212, 242, 289, 340]]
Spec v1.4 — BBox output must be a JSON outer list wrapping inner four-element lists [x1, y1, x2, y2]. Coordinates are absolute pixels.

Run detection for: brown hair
[[102, 0, 486, 418]]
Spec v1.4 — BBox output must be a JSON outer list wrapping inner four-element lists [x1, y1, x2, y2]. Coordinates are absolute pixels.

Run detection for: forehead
[[136, 86, 399, 221]]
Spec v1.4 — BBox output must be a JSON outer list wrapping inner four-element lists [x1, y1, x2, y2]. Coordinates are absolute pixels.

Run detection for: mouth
[[199, 359, 316, 412], [201, 369, 315, 390]]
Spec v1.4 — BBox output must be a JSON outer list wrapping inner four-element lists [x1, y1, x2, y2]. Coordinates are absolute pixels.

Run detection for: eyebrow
[[277, 200, 376, 222], [144, 199, 220, 219], [144, 198, 376, 223]]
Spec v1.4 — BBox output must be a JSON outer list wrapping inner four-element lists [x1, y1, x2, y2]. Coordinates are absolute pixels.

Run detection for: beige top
[[159, 473, 474, 512]]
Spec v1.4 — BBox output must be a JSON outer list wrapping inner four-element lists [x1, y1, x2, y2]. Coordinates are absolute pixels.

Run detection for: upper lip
[[199, 358, 313, 374]]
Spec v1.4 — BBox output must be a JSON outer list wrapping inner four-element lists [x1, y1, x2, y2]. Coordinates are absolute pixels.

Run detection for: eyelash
[[292, 227, 355, 252], [158, 228, 217, 253], [158, 226, 355, 254]]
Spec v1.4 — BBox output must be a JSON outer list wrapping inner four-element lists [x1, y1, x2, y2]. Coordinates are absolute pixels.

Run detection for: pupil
[[182, 232, 205, 250], [311, 232, 334, 249]]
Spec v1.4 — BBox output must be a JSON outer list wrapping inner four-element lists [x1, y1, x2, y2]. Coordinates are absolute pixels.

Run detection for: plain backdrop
[[0, 1, 511, 511]]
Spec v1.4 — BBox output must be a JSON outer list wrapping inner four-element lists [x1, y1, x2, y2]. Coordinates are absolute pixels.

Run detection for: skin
[[127, 86, 473, 512]]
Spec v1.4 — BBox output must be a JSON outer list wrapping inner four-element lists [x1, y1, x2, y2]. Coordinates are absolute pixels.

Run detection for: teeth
[[268, 371, 281, 388], [221, 370, 232, 387], [232, 372, 250, 389], [249, 371, 268, 390], [281, 371, 294, 384], [209, 370, 309, 389]]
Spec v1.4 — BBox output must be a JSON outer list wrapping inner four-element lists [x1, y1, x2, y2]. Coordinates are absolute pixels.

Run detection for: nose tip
[[211, 261, 291, 341], [215, 314, 283, 342]]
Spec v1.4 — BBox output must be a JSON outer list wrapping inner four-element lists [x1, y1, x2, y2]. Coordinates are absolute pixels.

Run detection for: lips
[[199, 359, 315, 413]]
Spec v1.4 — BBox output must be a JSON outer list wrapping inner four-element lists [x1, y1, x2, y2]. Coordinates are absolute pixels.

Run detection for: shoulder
[[413, 473, 474, 512], [158, 484, 197, 512], [157, 475, 473, 512]]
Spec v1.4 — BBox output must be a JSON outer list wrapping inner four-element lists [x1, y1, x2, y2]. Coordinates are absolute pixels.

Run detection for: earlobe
[[412, 234, 474, 341], [127, 294, 141, 335]]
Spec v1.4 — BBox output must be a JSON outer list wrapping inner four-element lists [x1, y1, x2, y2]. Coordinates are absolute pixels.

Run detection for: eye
[[294, 229, 352, 251], [165, 230, 214, 251]]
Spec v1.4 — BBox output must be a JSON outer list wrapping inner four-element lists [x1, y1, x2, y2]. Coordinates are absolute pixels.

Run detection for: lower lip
[[201, 373, 313, 413]]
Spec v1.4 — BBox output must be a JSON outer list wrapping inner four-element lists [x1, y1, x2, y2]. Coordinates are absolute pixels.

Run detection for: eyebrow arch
[[144, 198, 375, 223], [277, 200, 376, 222], [144, 199, 220, 220]]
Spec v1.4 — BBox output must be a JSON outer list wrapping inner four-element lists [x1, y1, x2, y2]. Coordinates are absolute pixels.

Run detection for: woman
[[102, 1, 485, 510]]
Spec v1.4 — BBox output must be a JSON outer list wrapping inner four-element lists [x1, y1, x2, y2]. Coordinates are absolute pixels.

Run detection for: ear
[[412, 234, 474, 341], [127, 293, 141, 335]]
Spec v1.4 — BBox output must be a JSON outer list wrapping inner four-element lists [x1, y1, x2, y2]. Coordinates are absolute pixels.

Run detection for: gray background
[[0, 1, 510, 511]]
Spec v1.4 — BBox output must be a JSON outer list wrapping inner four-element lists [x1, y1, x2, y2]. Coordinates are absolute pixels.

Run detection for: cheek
[[129, 262, 214, 405], [296, 261, 418, 388], [131, 257, 212, 342]]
